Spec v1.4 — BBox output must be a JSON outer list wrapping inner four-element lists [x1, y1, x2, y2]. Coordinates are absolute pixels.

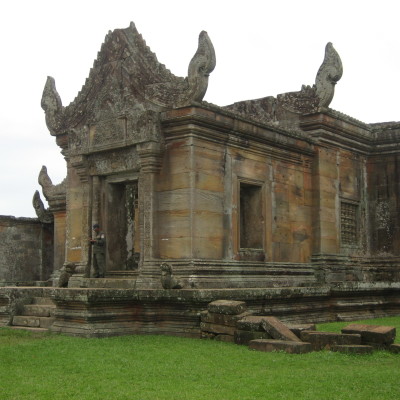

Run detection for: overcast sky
[[1, 0, 399, 217]]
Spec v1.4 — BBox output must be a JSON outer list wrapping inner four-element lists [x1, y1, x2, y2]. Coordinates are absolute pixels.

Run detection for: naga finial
[[315, 42, 343, 108], [32, 190, 53, 223], [38, 165, 66, 203], [41, 76, 64, 135], [186, 31, 216, 103]]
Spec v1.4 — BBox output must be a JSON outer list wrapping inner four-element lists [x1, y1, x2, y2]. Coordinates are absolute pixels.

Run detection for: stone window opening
[[239, 182, 265, 260], [340, 200, 359, 247]]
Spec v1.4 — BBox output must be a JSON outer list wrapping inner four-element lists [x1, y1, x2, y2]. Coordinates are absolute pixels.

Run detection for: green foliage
[[1, 317, 400, 400]]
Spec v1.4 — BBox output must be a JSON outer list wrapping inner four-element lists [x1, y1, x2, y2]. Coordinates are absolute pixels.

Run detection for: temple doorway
[[105, 181, 140, 272]]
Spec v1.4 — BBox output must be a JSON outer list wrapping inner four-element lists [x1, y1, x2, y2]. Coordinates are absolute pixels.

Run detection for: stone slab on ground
[[261, 317, 301, 342], [300, 331, 361, 351], [234, 329, 272, 345], [285, 323, 316, 337], [200, 322, 236, 336], [341, 324, 396, 345], [207, 300, 247, 315], [236, 316, 266, 331], [389, 344, 400, 354], [331, 345, 374, 354], [249, 339, 312, 354], [201, 310, 251, 327]]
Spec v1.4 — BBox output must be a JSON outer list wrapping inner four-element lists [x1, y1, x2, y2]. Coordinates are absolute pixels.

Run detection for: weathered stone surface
[[300, 331, 361, 351], [0, 216, 53, 284], [389, 344, 400, 354], [236, 316, 266, 331], [249, 339, 312, 354], [341, 324, 396, 345], [207, 300, 247, 315], [214, 334, 235, 343], [22, 304, 55, 317], [201, 311, 251, 327], [234, 330, 272, 345], [331, 345, 374, 355], [200, 322, 236, 336], [261, 317, 301, 342], [286, 323, 316, 337]]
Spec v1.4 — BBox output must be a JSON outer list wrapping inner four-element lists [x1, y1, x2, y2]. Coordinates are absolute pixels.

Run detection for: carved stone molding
[[69, 156, 89, 183]]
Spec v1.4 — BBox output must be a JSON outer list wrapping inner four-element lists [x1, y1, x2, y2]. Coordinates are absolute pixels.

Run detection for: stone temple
[[1, 23, 400, 337]]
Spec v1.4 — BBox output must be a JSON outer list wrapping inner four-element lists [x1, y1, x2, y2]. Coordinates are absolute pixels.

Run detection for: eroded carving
[[160, 263, 183, 289], [315, 42, 343, 108], [41, 76, 64, 136], [32, 191, 53, 223], [41, 23, 216, 151], [38, 166, 67, 208], [224, 42, 342, 124]]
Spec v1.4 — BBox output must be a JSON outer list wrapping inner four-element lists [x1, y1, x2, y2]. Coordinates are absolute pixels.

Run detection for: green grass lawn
[[1, 317, 400, 400]]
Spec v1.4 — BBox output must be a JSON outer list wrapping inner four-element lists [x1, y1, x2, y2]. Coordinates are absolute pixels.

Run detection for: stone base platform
[[0, 282, 400, 338]]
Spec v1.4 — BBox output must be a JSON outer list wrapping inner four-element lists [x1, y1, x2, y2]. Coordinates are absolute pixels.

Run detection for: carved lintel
[[32, 191, 53, 224], [315, 42, 343, 108]]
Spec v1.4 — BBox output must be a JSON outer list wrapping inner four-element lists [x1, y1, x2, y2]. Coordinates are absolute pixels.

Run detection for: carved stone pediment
[[41, 23, 216, 151]]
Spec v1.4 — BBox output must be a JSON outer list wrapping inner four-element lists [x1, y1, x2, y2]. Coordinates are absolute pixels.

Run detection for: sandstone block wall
[[0, 216, 53, 284]]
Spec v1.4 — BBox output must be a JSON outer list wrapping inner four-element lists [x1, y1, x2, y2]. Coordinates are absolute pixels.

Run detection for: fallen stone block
[[261, 317, 301, 342], [201, 311, 251, 327], [249, 339, 312, 354], [389, 344, 400, 354], [285, 323, 316, 337], [214, 334, 235, 343], [234, 329, 272, 345], [208, 300, 247, 315], [200, 322, 236, 336], [300, 331, 361, 351], [331, 345, 374, 355], [341, 324, 396, 346], [236, 316, 266, 331]]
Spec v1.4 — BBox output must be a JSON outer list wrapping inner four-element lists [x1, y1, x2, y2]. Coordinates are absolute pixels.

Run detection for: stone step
[[12, 315, 55, 329], [249, 339, 312, 354], [331, 345, 374, 354], [32, 297, 55, 306], [22, 304, 56, 317], [9, 326, 48, 333]]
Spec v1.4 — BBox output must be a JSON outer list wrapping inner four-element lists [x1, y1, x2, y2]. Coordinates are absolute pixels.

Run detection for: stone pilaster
[[137, 142, 163, 263]]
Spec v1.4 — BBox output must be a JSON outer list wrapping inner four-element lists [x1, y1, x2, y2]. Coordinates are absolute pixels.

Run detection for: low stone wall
[[1, 283, 400, 337], [0, 216, 53, 285]]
